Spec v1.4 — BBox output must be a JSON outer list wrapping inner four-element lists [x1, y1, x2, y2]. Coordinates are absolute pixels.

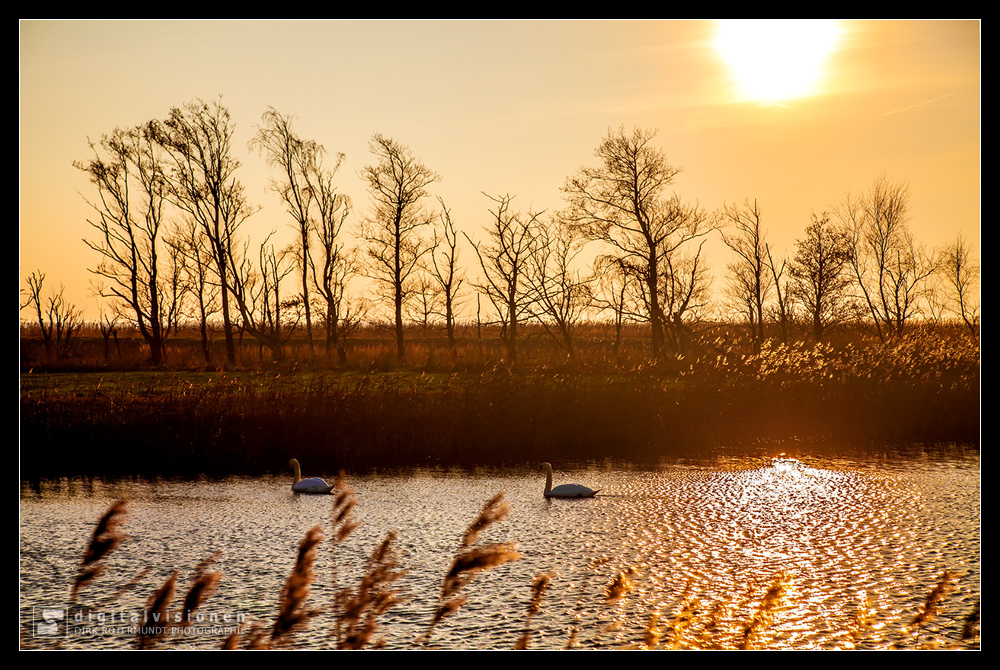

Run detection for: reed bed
[[21, 329, 979, 479], [31, 492, 979, 651]]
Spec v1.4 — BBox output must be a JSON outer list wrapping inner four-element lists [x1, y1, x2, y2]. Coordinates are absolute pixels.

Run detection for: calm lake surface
[[20, 453, 980, 650]]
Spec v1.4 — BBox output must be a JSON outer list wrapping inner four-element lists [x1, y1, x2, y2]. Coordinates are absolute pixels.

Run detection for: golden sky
[[19, 20, 980, 320]]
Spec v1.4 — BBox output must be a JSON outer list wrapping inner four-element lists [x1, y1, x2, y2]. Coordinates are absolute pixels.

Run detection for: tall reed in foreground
[[270, 525, 323, 647], [137, 571, 177, 649], [514, 573, 552, 650], [70, 499, 128, 601], [334, 531, 407, 649], [180, 551, 223, 624], [415, 492, 521, 646], [327, 469, 409, 648], [736, 574, 787, 650]]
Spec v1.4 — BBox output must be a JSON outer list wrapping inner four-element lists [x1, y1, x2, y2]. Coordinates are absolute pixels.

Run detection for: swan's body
[[541, 462, 598, 498], [289, 458, 334, 494]]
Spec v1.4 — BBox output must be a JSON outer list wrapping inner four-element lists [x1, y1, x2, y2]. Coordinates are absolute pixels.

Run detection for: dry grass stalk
[[908, 571, 957, 632], [441, 544, 522, 603], [656, 578, 699, 649], [271, 525, 323, 646], [461, 492, 511, 547], [90, 566, 152, 610], [848, 592, 878, 647], [737, 574, 786, 650], [527, 572, 552, 616], [329, 471, 359, 615], [336, 531, 408, 650], [223, 621, 270, 650], [328, 470, 363, 646], [136, 570, 178, 650], [661, 597, 702, 649], [190, 550, 221, 582], [71, 499, 128, 601], [961, 600, 980, 642], [696, 602, 726, 650], [643, 612, 662, 649], [514, 572, 552, 650], [181, 565, 223, 623], [331, 471, 360, 543], [416, 492, 520, 646], [604, 567, 637, 604], [564, 625, 579, 649]]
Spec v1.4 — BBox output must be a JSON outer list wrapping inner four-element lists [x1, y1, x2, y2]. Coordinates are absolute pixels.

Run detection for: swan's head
[[541, 462, 553, 473]]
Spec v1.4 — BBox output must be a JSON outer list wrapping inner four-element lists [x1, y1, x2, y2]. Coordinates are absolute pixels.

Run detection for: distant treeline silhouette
[[20, 100, 979, 371]]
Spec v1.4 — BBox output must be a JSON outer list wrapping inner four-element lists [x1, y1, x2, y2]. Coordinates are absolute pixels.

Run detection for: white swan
[[541, 462, 599, 498], [289, 458, 334, 494]]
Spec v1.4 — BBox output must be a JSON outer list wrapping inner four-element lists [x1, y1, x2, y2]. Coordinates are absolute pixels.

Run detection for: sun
[[715, 20, 841, 103]]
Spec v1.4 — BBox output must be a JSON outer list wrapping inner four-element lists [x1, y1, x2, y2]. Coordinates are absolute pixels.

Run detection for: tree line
[[20, 99, 981, 367]]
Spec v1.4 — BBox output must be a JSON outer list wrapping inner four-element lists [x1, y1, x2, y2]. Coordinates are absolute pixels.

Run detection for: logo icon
[[34, 607, 67, 637]]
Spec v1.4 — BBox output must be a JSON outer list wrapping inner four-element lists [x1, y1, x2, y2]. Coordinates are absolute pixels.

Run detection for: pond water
[[20, 453, 980, 650]]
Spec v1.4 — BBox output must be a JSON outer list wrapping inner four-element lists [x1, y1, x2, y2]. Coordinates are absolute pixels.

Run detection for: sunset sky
[[19, 20, 980, 321]]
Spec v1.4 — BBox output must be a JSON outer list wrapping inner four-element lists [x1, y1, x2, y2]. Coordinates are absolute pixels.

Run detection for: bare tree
[[592, 255, 643, 361], [313, 246, 365, 364], [660, 241, 712, 352], [721, 199, 770, 354], [429, 199, 465, 353], [251, 108, 344, 362], [765, 244, 793, 344], [940, 233, 980, 336], [840, 174, 937, 340], [359, 134, 439, 362], [227, 234, 299, 362], [563, 126, 714, 359], [76, 124, 171, 365], [21, 271, 83, 358], [98, 312, 121, 363], [310, 164, 358, 364], [789, 212, 854, 340], [154, 97, 255, 365], [527, 218, 592, 359], [405, 270, 442, 335], [466, 193, 541, 364], [169, 218, 219, 364]]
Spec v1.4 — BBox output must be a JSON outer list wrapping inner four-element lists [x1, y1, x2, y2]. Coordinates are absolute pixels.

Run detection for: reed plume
[[908, 570, 956, 631], [961, 600, 980, 642], [660, 597, 702, 649], [416, 492, 521, 646], [329, 471, 360, 615], [271, 525, 323, 646], [737, 574, 786, 650], [461, 492, 510, 547], [643, 612, 662, 649], [604, 567, 637, 604], [331, 471, 360, 544], [514, 572, 552, 650], [223, 621, 270, 650], [71, 499, 128, 601], [439, 544, 522, 606], [136, 571, 177, 650], [335, 531, 407, 649], [180, 552, 222, 623]]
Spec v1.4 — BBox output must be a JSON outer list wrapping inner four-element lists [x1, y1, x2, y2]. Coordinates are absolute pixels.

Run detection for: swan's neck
[[544, 468, 552, 495], [291, 460, 302, 484]]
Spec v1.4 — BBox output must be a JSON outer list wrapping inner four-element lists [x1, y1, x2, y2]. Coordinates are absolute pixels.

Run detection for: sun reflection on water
[[20, 454, 979, 650]]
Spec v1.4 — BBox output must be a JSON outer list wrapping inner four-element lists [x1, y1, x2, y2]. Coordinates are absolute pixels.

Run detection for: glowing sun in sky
[[715, 20, 842, 103]]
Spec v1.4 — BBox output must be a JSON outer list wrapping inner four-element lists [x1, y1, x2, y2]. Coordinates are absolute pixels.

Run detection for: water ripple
[[20, 454, 979, 649]]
